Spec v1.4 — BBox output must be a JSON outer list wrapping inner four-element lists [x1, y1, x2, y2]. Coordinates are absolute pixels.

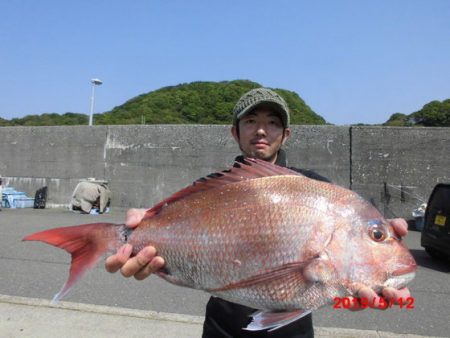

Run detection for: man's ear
[[231, 125, 239, 142], [281, 128, 291, 145]]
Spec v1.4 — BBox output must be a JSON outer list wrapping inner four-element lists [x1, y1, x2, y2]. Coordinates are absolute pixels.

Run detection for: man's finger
[[356, 286, 388, 310], [388, 218, 408, 237], [134, 256, 165, 280], [346, 296, 364, 311], [126, 208, 146, 228], [120, 246, 157, 278], [382, 287, 411, 303], [105, 244, 132, 273]]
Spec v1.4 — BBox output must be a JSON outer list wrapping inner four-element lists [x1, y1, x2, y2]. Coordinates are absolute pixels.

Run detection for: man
[[105, 88, 410, 337]]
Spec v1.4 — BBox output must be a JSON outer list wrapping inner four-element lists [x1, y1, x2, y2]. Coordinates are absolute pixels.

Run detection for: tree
[[383, 113, 409, 126], [382, 99, 450, 127], [0, 117, 11, 126], [410, 100, 450, 126], [1, 113, 88, 126]]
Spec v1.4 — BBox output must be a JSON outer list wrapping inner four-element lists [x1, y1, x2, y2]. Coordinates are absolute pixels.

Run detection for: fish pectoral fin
[[208, 261, 307, 292], [244, 309, 312, 332], [303, 258, 335, 284]]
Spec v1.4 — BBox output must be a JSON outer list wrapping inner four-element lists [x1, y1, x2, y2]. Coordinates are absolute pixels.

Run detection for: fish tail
[[23, 223, 129, 302]]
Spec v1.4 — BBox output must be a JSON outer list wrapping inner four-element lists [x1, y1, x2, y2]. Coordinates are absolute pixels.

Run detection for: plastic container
[[14, 198, 35, 208], [412, 203, 427, 231]]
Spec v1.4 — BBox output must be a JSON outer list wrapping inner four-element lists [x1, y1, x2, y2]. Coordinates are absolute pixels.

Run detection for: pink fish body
[[24, 159, 416, 331]]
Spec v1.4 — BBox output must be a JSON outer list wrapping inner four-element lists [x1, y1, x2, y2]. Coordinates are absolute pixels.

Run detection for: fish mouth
[[391, 264, 417, 277], [384, 264, 416, 289]]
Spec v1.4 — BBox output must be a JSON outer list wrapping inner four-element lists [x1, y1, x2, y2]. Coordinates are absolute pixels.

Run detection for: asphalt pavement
[[0, 208, 449, 337]]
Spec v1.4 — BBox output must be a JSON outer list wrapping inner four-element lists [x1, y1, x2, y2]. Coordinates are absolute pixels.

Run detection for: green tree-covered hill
[[96, 80, 325, 125], [383, 99, 450, 127], [0, 113, 88, 127], [0, 80, 326, 126], [0, 113, 89, 126]]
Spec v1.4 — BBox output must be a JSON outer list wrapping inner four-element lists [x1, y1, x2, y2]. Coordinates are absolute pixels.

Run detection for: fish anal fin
[[209, 261, 307, 293], [144, 158, 302, 220], [244, 309, 312, 332]]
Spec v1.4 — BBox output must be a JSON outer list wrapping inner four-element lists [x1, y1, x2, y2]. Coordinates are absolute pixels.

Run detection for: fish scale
[[128, 176, 341, 302]]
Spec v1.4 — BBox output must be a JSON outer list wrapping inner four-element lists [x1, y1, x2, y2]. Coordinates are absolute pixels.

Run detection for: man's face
[[231, 108, 290, 163]]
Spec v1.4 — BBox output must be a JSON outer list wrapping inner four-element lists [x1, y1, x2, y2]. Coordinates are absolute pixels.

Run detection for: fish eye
[[368, 221, 387, 242]]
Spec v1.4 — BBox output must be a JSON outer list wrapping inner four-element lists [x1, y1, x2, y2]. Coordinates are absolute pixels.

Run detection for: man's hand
[[348, 218, 411, 311], [105, 208, 165, 280], [388, 217, 408, 237]]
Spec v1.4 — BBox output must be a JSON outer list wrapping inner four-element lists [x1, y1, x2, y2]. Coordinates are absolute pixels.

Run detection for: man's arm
[[105, 208, 165, 280]]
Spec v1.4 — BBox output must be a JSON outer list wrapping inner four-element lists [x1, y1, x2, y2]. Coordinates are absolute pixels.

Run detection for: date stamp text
[[333, 297, 415, 309]]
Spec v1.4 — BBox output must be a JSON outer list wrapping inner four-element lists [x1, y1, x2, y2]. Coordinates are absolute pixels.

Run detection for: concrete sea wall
[[0, 125, 449, 219]]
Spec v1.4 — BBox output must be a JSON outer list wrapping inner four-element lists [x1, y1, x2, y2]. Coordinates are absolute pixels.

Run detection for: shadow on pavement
[[409, 248, 450, 272]]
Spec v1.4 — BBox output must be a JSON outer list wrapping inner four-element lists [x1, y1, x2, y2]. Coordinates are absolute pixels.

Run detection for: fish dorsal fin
[[144, 158, 301, 219]]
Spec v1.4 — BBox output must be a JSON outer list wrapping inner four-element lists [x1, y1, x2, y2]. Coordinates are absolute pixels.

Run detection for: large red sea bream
[[24, 158, 416, 331]]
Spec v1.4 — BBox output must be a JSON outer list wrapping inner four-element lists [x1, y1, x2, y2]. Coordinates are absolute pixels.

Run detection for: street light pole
[[89, 78, 103, 126]]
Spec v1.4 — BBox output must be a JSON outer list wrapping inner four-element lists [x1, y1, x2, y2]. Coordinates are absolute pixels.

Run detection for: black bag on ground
[[34, 186, 48, 209]]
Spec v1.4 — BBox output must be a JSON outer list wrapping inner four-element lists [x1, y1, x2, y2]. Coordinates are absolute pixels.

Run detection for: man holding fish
[[105, 88, 412, 338]]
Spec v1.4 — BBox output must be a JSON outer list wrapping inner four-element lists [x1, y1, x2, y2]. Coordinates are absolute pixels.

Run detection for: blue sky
[[1, 0, 449, 125]]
